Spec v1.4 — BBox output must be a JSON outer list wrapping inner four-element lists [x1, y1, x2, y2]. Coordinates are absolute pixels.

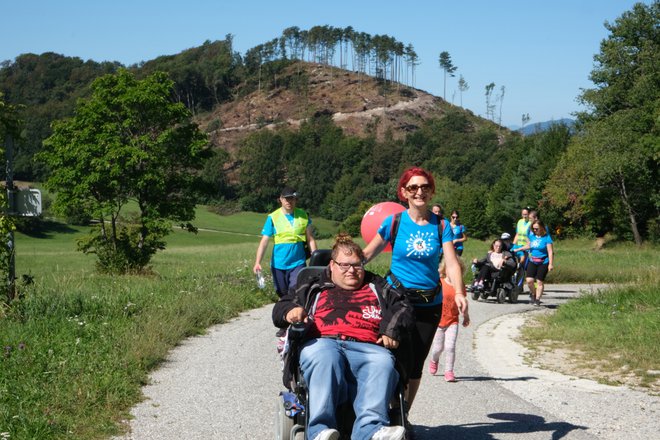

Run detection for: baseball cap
[[501, 232, 512, 240], [280, 187, 298, 198]]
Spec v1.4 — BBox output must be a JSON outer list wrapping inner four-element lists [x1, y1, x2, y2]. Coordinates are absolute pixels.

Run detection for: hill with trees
[[2, 7, 658, 247]]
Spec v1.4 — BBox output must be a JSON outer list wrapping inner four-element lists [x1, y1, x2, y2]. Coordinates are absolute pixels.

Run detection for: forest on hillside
[[1, 3, 658, 245]]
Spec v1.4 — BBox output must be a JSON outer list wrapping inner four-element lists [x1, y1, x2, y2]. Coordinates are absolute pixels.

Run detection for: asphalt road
[[115, 284, 659, 440]]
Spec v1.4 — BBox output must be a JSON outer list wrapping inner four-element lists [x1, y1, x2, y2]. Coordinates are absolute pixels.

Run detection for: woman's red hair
[[397, 167, 436, 202]]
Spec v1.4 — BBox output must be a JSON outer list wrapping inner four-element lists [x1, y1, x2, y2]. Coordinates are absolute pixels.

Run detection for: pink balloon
[[360, 202, 406, 252]]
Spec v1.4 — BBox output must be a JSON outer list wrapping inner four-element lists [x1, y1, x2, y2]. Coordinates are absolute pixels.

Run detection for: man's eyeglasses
[[333, 260, 364, 272], [405, 184, 432, 193]]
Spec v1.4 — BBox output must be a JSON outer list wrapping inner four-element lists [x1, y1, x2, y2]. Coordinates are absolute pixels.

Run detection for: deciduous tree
[[39, 70, 208, 273], [544, 1, 659, 244]]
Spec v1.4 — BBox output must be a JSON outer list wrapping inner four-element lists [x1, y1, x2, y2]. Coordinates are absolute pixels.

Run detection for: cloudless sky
[[2, 0, 650, 127]]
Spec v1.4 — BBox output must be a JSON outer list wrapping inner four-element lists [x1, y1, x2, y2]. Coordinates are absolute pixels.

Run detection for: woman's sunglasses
[[405, 184, 432, 193]]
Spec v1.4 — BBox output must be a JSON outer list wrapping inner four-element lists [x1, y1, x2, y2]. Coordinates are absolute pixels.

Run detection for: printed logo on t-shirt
[[362, 305, 381, 320], [406, 231, 436, 258]]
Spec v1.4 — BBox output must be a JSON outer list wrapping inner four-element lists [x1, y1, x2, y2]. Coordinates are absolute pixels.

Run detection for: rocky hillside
[[198, 61, 495, 154]]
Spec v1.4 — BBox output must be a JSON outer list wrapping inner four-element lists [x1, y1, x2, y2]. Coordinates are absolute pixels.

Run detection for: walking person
[[516, 219, 554, 306], [513, 207, 531, 248], [254, 186, 317, 297], [449, 210, 467, 256], [429, 259, 470, 382], [363, 166, 467, 411]]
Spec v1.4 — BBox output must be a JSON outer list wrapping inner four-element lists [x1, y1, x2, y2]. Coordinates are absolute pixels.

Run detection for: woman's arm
[[547, 243, 554, 271], [443, 242, 467, 313], [363, 233, 388, 263], [453, 226, 467, 244]]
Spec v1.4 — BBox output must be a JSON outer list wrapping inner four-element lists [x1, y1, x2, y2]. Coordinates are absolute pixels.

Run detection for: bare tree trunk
[[617, 173, 643, 246]]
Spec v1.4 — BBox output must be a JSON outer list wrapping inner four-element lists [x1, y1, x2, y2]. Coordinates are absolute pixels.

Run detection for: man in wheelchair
[[272, 233, 414, 440]]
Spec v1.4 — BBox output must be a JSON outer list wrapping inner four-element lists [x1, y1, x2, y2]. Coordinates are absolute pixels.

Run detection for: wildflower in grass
[[3, 345, 11, 358], [18, 342, 25, 350]]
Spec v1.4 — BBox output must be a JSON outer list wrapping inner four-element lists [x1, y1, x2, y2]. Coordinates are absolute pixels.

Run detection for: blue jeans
[[299, 338, 398, 440]]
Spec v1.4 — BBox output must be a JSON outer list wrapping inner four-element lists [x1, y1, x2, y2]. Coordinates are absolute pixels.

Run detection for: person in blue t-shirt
[[516, 219, 554, 306], [363, 166, 467, 409], [253, 187, 317, 298], [449, 210, 467, 256]]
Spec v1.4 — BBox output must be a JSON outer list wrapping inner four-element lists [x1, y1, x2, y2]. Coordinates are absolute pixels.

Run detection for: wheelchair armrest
[[288, 322, 308, 341]]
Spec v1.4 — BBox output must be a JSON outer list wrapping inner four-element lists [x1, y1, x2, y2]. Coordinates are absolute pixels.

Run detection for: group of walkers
[[254, 167, 554, 440]]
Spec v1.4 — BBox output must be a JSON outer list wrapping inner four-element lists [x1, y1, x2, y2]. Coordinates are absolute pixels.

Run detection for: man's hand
[[285, 307, 308, 324], [377, 335, 399, 349]]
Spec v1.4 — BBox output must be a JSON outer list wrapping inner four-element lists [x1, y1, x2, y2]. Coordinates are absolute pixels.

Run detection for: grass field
[[1, 209, 658, 439]]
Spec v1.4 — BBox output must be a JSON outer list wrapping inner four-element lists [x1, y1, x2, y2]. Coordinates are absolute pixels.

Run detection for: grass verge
[[519, 281, 660, 390]]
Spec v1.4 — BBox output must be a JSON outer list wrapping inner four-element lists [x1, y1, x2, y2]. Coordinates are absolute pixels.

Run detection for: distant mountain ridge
[[509, 118, 575, 135]]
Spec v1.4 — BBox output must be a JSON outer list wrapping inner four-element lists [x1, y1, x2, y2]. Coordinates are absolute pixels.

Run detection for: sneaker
[[428, 360, 438, 375], [371, 425, 405, 440], [444, 371, 456, 382], [313, 429, 340, 440], [535, 300, 542, 306], [276, 336, 286, 355], [275, 328, 286, 337]]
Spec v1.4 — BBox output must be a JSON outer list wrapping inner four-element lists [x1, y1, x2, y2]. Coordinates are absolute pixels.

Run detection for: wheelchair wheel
[[508, 288, 519, 304], [274, 396, 295, 440], [471, 289, 480, 301], [496, 288, 506, 304]]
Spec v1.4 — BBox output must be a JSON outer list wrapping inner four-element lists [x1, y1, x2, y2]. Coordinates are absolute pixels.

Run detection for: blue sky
[[2, 0, 649, 127]]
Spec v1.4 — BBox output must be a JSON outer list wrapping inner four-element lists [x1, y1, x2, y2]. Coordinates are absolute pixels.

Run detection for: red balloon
[[360, 202, 406, 252]]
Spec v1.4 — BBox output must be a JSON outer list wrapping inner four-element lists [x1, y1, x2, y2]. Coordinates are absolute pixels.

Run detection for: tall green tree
[[0, 93, 22, 300], [237, 130, 285, 212], [457, 75, 469, 107], [485, 82, 496, 120], [39, 70, 208, 273], [544, 1, 659, 244], [438, 51, 457, 101]]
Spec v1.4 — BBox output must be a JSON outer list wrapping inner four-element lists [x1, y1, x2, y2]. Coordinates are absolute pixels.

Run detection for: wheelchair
[[274, 250, 408, 440], [469, 258, 522, 304]]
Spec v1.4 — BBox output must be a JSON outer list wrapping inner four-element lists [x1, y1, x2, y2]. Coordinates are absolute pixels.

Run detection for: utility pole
[[4, 134, 16, 302]]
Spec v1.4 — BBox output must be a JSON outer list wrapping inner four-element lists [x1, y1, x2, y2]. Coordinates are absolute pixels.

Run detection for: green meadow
[[1, 208, 658, 439]]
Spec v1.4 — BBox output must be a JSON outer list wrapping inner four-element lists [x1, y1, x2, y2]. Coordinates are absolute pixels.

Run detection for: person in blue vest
[[254, 186, 317, 297]]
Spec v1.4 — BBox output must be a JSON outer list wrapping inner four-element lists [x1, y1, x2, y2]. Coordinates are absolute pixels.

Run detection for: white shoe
[[371, 425, 405, 440], [313, 428, 339, 440]]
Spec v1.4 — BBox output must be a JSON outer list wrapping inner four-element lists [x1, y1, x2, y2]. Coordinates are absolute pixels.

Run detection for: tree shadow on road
[[412, 412, 588, 439]]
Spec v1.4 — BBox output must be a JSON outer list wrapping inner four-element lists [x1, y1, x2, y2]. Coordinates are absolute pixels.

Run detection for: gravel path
[[115, 284, 659, 439]]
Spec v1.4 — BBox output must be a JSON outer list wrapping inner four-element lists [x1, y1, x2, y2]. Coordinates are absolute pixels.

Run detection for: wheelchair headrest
[[309, 249, 332, 267]]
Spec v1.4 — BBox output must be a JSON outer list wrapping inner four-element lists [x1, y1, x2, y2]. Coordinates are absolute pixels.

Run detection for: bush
[[76, 221, 170, 274]]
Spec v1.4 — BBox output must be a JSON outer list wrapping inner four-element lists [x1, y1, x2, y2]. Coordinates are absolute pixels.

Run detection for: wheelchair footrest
[[280, 391, 305, 418]]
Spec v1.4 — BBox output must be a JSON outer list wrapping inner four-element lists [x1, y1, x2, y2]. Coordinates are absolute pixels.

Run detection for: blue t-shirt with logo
[[527, 233, 553, 264], [261, 213, 311, 270], [451, 224, 466, 251], [377, 211, 453, 306]]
